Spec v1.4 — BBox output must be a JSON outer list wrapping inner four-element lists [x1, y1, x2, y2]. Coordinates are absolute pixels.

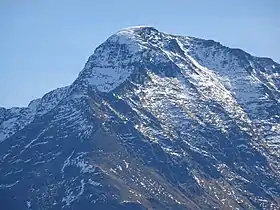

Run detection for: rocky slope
[[0, 26, 280, 210]]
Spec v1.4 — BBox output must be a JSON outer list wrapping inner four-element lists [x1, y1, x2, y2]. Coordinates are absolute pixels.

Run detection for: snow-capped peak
[[119, 25, 155, 31], [74, 27, 152, 92], [75, 26, 187, 92]]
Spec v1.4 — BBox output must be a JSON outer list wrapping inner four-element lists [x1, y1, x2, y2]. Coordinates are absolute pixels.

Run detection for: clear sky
[[0, 0, 279, 108]]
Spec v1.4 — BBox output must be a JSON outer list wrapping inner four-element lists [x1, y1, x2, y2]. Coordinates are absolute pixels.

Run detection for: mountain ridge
[[0, 26, 280, 210], [1, 26, 279, 109]]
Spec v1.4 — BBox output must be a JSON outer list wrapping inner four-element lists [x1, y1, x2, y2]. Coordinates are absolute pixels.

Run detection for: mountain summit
[[1, 26, 280, 210]]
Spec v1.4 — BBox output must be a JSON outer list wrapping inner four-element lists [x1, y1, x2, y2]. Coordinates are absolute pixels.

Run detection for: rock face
[[0, 26, 280, 210]]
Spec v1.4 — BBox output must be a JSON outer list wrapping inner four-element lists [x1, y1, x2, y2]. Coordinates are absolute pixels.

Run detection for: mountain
[[0, 26, 280, 210]]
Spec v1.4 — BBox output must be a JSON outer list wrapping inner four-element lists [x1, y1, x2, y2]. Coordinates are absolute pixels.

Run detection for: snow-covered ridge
[[0, 86, 69, 142], [77, 26, 279, 98]]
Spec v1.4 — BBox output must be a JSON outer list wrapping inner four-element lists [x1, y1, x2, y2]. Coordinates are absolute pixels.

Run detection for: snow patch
[[26, 201, 31, 209], [87, 67, 133, 92], [62, 179, 85, 207], [123, 160, 129, 168], [88, 179, 101, 186]]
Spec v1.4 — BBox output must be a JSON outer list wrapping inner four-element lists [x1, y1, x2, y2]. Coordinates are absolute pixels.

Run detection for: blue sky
[[0, 0, 279, 107]]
